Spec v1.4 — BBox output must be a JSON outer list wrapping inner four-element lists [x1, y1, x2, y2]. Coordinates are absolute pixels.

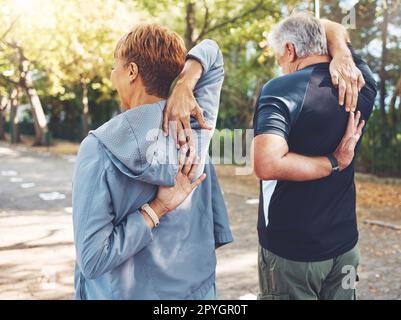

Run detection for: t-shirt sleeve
[[253, 90, 291, 141]]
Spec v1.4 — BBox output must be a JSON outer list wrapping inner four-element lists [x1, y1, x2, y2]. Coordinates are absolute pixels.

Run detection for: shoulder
[[79, 134, 103, 155], [76, 135, 106, 171], [260, 68, 313, 99], [257, 68, 313, 114]]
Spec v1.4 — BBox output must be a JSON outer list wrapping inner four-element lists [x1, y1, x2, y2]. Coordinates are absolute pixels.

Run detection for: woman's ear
[[128, 62, 138, 83]]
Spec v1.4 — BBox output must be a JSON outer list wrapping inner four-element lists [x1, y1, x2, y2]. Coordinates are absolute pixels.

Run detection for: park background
[[0, 0, 400, 299]]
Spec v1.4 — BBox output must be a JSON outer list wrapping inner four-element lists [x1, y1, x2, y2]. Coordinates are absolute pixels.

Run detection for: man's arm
[[321, 19, 365, 111], [253, 111, 365, 181]]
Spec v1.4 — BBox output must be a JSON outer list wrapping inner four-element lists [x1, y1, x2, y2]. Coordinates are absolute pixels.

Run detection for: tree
[[41, 0, 141, 137], [0, 1, 51, 145], [139, 0, 292, 128], [0, 95, 6, 140], [0, 0, 142, 140]]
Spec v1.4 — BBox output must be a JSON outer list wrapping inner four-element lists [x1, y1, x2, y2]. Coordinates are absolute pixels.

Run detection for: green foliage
[[357, 109, 401, 176], [320, 0, 401, 176], [0, 0, 400, 175]]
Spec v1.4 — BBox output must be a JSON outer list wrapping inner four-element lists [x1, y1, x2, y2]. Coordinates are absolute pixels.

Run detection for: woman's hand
[[144, 146, 206, 227], [320, 18, 365, 112], [162, 59, 212, 150], [329, 55, 365, 112], [333, 110, 365, 171]]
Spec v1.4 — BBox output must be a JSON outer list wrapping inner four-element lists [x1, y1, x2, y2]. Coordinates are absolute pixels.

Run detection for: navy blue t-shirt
[[253, 44, 377, 261]]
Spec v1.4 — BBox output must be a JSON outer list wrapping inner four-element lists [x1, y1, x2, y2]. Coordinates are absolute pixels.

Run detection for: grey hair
[[268, 12, 328, 58]]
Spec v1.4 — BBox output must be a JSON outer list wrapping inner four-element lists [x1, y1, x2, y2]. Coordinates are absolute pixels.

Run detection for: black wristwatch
[[327, 154, 340, 174]]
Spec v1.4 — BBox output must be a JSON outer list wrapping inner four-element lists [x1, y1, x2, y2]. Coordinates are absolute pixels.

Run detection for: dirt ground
[[0, 141, 400, 300]]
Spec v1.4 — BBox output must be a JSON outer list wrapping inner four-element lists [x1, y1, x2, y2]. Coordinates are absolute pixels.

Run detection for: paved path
[[0, 142, 400, 299]]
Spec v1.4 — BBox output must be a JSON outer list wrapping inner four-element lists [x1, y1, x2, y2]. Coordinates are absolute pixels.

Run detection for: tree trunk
[[388, 76, 401, 126], [185, 1, 196, 49], [81, 80, 90, 138], [22, 84, 48, 145], [17, 48, 48, 146], [0, 102, 5, 141], [10, 88, 21, 144], [379, 0, 389, 119]]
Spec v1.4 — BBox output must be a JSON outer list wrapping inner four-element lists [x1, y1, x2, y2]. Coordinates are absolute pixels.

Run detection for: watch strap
[[327, 154, 340, 173]]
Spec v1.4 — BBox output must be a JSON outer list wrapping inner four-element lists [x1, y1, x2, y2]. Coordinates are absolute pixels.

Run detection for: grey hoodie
[[72, 39, 233, 299]]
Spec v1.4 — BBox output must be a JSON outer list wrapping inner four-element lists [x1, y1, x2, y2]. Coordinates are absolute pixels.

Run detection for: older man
[[252, 13, 377, 300]]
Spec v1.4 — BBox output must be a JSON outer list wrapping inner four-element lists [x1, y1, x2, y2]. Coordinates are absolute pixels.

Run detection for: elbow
[[254, 161, 279, 180], [81, 264, 100, 280], [77, 248, 104, 280], [79, 259, 100, 280]]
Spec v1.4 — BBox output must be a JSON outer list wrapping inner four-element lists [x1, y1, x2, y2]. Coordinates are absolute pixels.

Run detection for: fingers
[[177, 121, 186, 148], [354, 110, 361, 130], [331, 71, 339, 87], [346, 111, 365, 150], [171, 120, 178, 148], [345, 81, 353, 111], [182, 144, 195, 176], [162, 108, 169, 137], [178, 144, 188, 171], [355, 117, 365, 140], [193, 104, 212, 130], [345, 110, 355, 136], [191, 173, 206, 190], [181, 117, 194, 150], [188, 156, 200, 180], [357, 72, 365, 92], [350, 78, 358, 112], [338, 78, 346, 107]]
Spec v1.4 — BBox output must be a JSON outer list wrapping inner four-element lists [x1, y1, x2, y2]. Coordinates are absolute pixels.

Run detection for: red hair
[[114, 23, 187, 98]]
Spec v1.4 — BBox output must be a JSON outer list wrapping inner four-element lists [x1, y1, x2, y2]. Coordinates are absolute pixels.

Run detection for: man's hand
[[252, 111, 365, 181], [330, 55, 365, 112], [333, 110, 365, 171], [162, 59, 212, 150]]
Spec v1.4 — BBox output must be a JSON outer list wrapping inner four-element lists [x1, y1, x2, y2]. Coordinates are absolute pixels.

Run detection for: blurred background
[[0, 0, 400, 300]]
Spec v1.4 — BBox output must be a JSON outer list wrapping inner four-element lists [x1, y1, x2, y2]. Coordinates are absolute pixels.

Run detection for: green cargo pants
[[258, 244, 360, 300]]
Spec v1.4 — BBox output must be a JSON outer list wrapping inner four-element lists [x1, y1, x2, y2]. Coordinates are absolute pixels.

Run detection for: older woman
[[72, 24, 232, 299]]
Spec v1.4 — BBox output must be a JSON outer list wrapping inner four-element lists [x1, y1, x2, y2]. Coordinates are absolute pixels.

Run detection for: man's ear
[[286, 43, 297, 63], [128, 62, 138, 83]]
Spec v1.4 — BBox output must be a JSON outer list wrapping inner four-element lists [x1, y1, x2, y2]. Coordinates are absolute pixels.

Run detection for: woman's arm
[[73, 137, 153, 279], [162, 39, 224, 149], [321, 19, 365, 112], [73, 136, 205, 279]]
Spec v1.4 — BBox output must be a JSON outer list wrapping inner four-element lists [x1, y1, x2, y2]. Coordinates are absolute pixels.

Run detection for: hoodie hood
[[90, 100, 179, 186]]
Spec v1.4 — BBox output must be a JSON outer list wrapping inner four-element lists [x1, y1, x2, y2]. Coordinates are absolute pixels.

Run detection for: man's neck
[[295, 55, 331, 71]]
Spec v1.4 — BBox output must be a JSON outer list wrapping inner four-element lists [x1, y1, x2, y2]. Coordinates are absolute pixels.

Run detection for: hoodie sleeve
[[181, 39, 225, 171], [208, 162, 233, 248], [186, 39, 224, 129], [72, 135, 153, 280], [187, 40, 233, 247]]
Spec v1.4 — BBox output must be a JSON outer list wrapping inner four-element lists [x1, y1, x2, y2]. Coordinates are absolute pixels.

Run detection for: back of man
[[256, 48, 376, 262], [253, 14, 377, 300]]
